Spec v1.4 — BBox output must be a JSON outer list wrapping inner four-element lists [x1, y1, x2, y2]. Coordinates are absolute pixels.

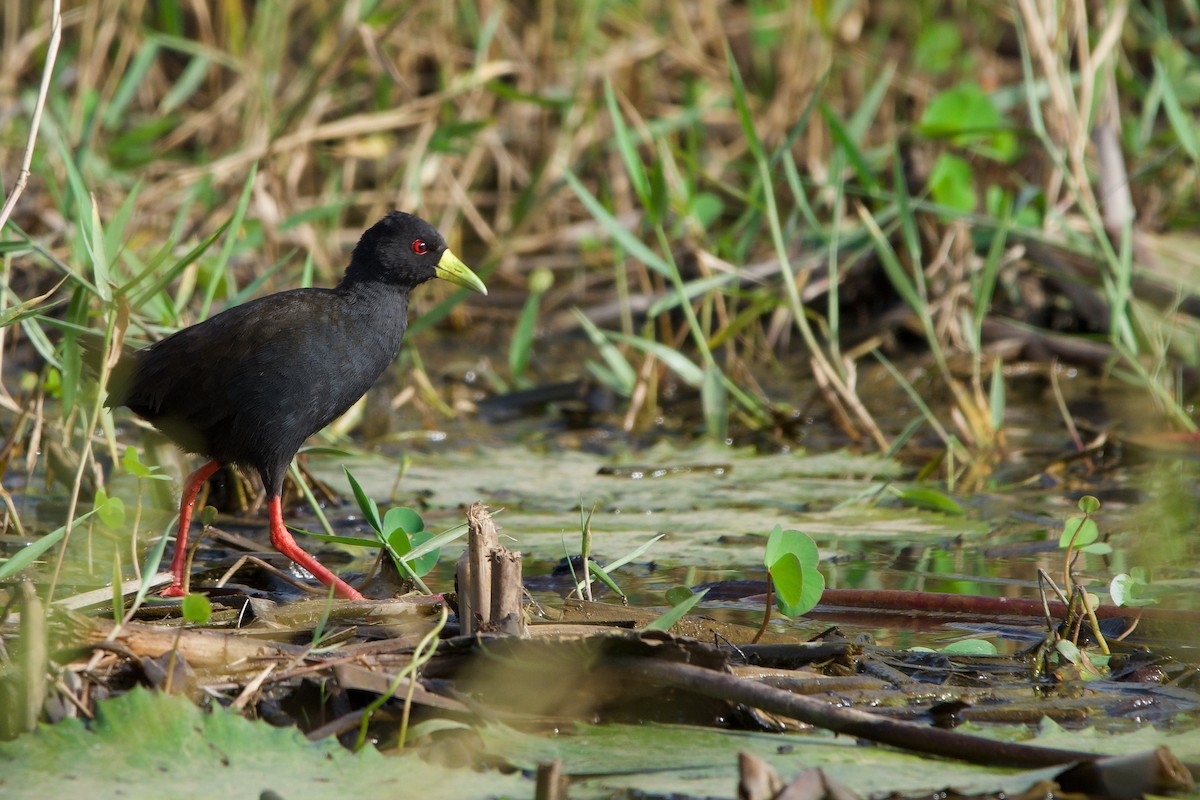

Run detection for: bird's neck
[[335, 272, 408, 300]]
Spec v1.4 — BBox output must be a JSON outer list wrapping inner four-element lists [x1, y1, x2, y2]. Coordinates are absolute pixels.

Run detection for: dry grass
[[0, 2, 876, 285], [1, 0, 1198, 474]]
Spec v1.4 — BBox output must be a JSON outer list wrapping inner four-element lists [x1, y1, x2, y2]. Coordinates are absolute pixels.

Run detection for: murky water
[[7, 356, 1199, 653]]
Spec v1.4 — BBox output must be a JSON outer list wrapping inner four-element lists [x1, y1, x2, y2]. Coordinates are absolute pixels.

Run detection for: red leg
[[267, 495, 364, 601], [160, 460, 222, 597]]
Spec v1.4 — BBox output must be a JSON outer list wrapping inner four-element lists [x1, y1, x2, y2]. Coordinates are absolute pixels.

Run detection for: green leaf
[[701, 365, 727, 441], [574, 310, 636, 395], [764, 526, 824, 617], [292, 528, 382, 548], [763, 525, 818, 569], [891, 486, 965, 515], [1060, 516, 1099, 549], [914, 21, 962, 74], [348, 498, 432, 593], [509, 277, 545, 381], [385, 528, 413, 556], [988, 357, 1006, 433], [87, 196, 111, 303], [181, 593, 213, 624], [126, 219, 231, 307], [382, 507, 438, 577], [820, 104, 880, 192], [402, 522, 469, 564], [1154, 57, 1200, 165], [343, 468, 383, 534], [647, 154, 668, 225], [122, 447, 151, 478], [585, 560, 626, 600], [563, 171, 671, 278], [0, 688, 526, 798], [401, 531, 440, 577], [383, 507, 424, 538], [112, 546, 124, 622], [159, 55, 211, 113], [1055, 639, 1081, 665], [571, 532, 665, 600], [122, 447, 169, 480], [769, 552, 805, 608], [920, 83, 1001, 136], [610, 332, 704, 387], [104, 40, 160, 128], [1109, 573, 1156, 608], [689, 192, 723, 227], [94, 490, 126, 530], [726, 43, 766, 164], [0, 285, 66, 328], [927, 153, 976, 213], [664, 586, 694, 606], [940, 639, 998, 656], [642, 587, 709, 632], [0, 509, 98, 579], [603, 80, 649, 206], [199, 162, 258, 320], [1077, 495, 1100, 514]]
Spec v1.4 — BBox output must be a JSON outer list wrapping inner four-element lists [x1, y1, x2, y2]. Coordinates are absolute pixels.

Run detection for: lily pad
[[0, 688, 527, 800], [478, 721, 1070, 798], [310, 443, 987, 570]]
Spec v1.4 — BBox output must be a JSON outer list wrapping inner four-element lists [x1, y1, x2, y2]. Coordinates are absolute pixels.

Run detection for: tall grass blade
[[702, 366, 728, 441], [563, 170, 670, 277], [604, 79, 649, 206], [610, 332, 704, 386], [574, 309, 636, 394], [200, 162, 258, 319]]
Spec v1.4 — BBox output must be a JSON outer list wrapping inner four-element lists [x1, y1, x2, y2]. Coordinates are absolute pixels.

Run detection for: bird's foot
[[160, 584, 186, 598]]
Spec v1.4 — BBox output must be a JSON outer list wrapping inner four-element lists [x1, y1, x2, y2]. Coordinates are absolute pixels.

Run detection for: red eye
[[411, 239, 429, 255]]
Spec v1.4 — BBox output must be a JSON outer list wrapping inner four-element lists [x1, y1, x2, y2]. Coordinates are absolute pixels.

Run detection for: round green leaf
[[763, 526, 819, 570], [689, 192, 724, 227], [1055, 639, 1081, 664], [769, 552, 805, 609], [928, 153, 976, 213], [403, 529, 440, 578], [383, 507, 424, 540], [765, 527, 825, 619], [940, 639, 997, 656], [1109, 574, 1134, 607], [94, 490, 126, 530], [1059, 516, 1099, 548], [122, 447, 151, 478], [665, 586, 694, 606], [913, 21, 961, 74], [181, 593, 212, 624], [384, 506, 426, 568]]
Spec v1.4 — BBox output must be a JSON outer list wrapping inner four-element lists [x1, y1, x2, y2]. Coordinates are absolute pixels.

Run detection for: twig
[[612, 656, 1104, 769], [0, 0, 62, 233]]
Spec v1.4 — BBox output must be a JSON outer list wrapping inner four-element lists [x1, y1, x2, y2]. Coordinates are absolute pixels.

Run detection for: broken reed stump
[[456, 503, 526, 637]]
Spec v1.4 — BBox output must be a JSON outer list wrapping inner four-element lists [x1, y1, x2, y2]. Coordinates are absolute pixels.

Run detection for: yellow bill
[[436, 249, 487, 295]]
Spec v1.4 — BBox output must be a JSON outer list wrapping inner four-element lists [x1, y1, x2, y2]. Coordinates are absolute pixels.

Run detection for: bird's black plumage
[[106, 211, 487, 599]]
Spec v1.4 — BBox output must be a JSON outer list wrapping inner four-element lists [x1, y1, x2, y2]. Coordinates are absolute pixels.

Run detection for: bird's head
[[345, 211, 487, 294]]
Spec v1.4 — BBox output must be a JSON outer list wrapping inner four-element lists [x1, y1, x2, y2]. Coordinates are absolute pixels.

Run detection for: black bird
[[106, 212, 487, 600]]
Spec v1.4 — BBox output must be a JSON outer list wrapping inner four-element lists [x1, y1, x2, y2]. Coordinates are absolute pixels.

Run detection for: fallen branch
[[609, 655, 1194, 773]]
